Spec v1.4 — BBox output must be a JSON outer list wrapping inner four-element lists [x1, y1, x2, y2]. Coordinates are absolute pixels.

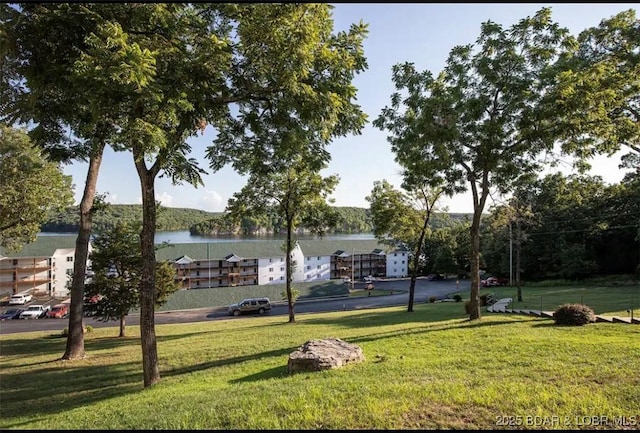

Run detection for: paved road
[[0, 279, 470, 335]]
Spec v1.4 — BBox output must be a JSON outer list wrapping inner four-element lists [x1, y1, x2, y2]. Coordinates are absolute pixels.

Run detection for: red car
[[481, 277, 510, 287], [46, 304, 69, 319]]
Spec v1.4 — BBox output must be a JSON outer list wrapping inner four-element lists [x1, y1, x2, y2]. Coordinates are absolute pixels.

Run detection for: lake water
[[39, 230, 376, 244]]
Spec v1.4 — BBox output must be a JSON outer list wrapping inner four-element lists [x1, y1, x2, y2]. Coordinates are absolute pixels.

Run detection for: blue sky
[[62, 3, 636, 214]]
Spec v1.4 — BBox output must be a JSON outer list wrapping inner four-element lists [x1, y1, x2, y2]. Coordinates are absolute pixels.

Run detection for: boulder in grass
[[287, 338, 365, 373]]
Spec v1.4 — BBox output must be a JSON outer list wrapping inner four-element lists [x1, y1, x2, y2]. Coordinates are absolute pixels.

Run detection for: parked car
[[364, 275, 376, 282], [8, 293, 33, 305], [0, 308, 24, 320], [47, 304, 69, 319], [19, 305, 50, 319], [481, 277, 509, 287], [227, 297, 272, 316], [343, 277, 352, 284]]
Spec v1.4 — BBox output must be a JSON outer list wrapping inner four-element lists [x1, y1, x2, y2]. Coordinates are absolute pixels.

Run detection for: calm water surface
[[39, 231, 376, 244]]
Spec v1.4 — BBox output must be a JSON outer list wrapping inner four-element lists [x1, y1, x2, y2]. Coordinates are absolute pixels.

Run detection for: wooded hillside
[[42, 204, 472, 234]]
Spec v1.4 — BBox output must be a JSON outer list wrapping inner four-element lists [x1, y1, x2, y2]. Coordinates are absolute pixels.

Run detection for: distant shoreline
[[38, 230, 377, 244]]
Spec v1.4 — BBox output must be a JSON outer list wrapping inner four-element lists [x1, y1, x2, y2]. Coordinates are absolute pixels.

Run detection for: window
[[317, 274, 321, 279], [394, 253, 397, 257], [307, 265, 311, 270], [401, 260, 405, 264], [269, 258, 272, 263], [66, 269, 73, 276], [280, 276, 284, 280], [307, 257, 310, 261], [317, 265, 321, 269], [317, 256, 320, 260], [280, 267, 284, 272], [196, 270, 200, 276], [196, 281, 200, 286], [394, 261, 397, 265], [66, 256, 73, 262], [269, 276, 273, 281], [196, 261, 200, 266], [269, 267, 273, 272]]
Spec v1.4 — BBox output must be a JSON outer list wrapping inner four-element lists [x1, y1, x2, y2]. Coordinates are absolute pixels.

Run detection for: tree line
[[41, 204, 219, 233]]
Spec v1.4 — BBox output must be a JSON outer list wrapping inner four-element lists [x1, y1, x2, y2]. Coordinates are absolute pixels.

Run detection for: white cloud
[[156, 192, 173, 207], [200, 190, 226, 212], [104, 193, 117, 203]]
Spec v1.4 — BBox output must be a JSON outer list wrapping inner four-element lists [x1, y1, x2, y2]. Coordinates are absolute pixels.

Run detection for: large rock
[[287, 338, 365, 373]]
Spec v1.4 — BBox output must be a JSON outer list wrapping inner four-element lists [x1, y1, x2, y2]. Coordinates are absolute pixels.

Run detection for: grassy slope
[[1, 292, 639, 430]]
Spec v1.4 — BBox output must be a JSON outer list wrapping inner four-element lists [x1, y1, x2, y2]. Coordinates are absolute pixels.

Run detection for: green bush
[[553, 303, 596, 326], [429, 296, 437, 303], [62, 325, 94, 336], [453, 294, 462, 302]]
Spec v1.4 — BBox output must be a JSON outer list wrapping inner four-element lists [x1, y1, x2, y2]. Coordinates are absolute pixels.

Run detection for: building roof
[[0, 235, 79, 258], [155, 241, 290, 262], [1, 236, 406, 262], [155, 239, 399, 262], [297, 239, 396, 257]]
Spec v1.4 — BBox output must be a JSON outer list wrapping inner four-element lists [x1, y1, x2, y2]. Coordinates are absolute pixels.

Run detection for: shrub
[[62, 325, 94, 336], [429, 296, 437, 303], [453, 294, 462, 302], [553, 303, 596, 326]]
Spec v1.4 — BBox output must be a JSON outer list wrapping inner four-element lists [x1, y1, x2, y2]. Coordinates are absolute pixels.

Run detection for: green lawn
[[1, 284, 639, 430]]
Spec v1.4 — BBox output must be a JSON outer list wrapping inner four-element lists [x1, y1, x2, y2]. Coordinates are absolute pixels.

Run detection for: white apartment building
[[0, 236, 90, 299]]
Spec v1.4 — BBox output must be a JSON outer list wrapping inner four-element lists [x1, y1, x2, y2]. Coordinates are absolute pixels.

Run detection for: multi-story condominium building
[[0, 236, 90, 298], [158, 239, 409, 289], [1, 236, 410, 297]]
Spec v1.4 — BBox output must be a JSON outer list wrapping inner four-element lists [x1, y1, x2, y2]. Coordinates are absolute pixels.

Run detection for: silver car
[[227, 298, 271, 316]]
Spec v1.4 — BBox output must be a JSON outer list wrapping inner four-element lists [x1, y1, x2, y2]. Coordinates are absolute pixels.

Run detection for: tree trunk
[[119, 315, 126, 338], [468, 174, 489, 321], [408, 214, 430, 313], [516, 219, 523, 302], [285, 217, 295, 323], [469, 214, 482, 320], [134, 152, 160, 387], [63, 144, 105, 360]]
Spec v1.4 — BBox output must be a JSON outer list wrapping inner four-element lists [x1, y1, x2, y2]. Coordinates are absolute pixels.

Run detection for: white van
[[9, 293, 33, 305]]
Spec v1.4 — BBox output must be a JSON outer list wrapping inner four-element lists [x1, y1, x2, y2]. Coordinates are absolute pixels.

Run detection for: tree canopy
[[0, 125, 73, 251]]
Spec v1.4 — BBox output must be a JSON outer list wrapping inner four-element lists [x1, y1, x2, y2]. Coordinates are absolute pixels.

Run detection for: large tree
[[366, 179, 444, 312], [374, 8, 572, 320], [0, 125, 73, 253], [553, 9, 639, 172], [226, 155, 340, 323], [2, 3, 123, 361], [25, 3, 367, 387]]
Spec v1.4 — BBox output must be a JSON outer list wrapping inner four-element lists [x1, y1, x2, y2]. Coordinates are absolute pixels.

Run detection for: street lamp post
[[351, 248, 355, 291]]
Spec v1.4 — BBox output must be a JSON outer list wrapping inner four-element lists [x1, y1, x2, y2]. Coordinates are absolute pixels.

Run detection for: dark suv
[[227, 297, 272, 316]]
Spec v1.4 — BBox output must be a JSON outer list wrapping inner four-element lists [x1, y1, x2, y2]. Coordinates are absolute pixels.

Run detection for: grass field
[[1, 284, 639, 430]]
